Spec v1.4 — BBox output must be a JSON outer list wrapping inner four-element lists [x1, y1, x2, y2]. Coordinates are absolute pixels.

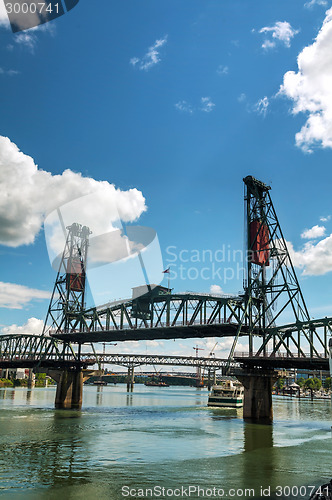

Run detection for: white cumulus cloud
[[200, 97, 215, 113], [0, 1, 9, 28], [217, 65, 229, 76], [287, 235, 332, 275], [175, 97, 215, 114], [0, 282, 51, 309], [301, 224, 326, 239], [259, 21, 299, 49], [175, 100, 193, 113], [279, 8, 332, 152], [1, 317, 44, 335], [130, 36, 168, 71], [0, 67, 19, 76], [254, 96, 269, 116], [210, 284, 223, 294], [0, 135, 147, 247], [304, 0, 328, 8]]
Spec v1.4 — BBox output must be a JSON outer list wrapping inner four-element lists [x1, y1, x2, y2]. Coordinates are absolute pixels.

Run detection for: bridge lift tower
[[42, 222, 91, 337], [229, 176, 326, 363], [244, 175, 310, 356]]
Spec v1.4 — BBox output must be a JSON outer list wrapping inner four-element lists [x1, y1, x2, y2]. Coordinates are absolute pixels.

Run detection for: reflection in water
[[96, 386, 103, 406], [26, 389, 32, 404], [126, 394, 133, 406], [53, 409, 82, 420], [242, 423, 275, 494], [244, 422, 273, 452], [209, 408, 242, 421]]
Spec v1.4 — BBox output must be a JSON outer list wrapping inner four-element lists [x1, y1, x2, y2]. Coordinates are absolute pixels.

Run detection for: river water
[[0, 385, 331, 499]]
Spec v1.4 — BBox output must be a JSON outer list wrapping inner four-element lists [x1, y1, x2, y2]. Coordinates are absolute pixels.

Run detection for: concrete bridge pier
[[27, 369, 35, 389], [207, 370, 211, 390], [46, 368, 100, 409], [237, 369, 278, 423], [54, 370, 83, 409], [127, 366, 134, 392]]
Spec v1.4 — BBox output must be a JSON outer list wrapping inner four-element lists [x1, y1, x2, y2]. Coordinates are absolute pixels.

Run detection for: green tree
[[324, 377, 331, 391], [305, 378, 315, 399], [297, 377, 305, 388], [312, 377, 322, 391], [275, 378, 285, 393], [304, 377, 322, 399]]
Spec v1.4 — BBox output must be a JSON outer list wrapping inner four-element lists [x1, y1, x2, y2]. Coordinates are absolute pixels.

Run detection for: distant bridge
[[80, 352, 237, 370], [0, 334, 236, 371]]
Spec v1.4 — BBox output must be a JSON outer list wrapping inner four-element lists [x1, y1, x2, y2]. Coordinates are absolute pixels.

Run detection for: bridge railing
[[234, 351, 328, 359], [60, 318, 238, 334]]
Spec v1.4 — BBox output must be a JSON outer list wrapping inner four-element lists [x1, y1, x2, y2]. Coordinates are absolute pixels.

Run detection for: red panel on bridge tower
[[66, 257, 85, 292], [250, 220, 270, 266]]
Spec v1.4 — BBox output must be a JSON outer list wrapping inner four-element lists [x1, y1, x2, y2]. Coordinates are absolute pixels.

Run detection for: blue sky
[[1, 0, 332, 357]]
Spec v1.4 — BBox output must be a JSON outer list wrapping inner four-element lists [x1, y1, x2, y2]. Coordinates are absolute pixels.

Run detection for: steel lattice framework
[[1, 176, 331, 373], [79, 352, 237, 370], [43, 222, 91, 336], [52, 292, 264, 342], [227, 176, 332, 367], [0, 335, 87, 369], [0, 334, 237, 370]]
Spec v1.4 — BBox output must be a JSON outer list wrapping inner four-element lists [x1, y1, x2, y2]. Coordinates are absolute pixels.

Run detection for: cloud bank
[[1, 317, 44, 335], [0, 135, 147, 247], [280, 8, 332, 152], [301, 225, 326, 239], [0, 281, 51, 309]]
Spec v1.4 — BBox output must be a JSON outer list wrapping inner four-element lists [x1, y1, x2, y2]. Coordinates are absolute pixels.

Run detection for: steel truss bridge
[[1, 176, 332, 375], [0, 334, 238, 371], [79, 353, 237, 370], [51, 292, 260, 342]]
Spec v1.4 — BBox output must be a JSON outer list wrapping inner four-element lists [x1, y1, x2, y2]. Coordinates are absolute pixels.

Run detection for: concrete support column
[[237, 370, 278, 423], [207, 370, 211, 391], [27, 369, 35, 389], [55, 370, 83, 409], [127, 366, 134, 392], [213, 371, 217, 385]]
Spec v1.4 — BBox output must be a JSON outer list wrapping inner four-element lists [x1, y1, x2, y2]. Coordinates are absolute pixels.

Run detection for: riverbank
[[0, 377, 55, 388]]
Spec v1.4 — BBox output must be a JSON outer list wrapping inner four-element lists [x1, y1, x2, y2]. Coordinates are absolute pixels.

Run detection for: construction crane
[[209, 341, 219, 357], [201, 342, 219, 388]]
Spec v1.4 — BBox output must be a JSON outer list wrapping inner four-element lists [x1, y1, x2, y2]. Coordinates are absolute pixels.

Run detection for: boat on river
[[207, 380, 244, 408], [93, 380, 107, 386], [144, 381, 169, 387]]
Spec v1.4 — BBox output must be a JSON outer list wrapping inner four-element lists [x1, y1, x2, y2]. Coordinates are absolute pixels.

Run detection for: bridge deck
[[234, 354, 329, 371], [51, 322, 258, 343]]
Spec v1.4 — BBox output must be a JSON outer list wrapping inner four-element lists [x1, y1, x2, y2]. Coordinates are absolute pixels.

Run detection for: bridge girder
[[50, 293, 264, 342]]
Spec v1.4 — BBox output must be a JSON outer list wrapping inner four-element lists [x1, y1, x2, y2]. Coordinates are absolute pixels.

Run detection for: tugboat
[[207, 379, 244, 408]]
